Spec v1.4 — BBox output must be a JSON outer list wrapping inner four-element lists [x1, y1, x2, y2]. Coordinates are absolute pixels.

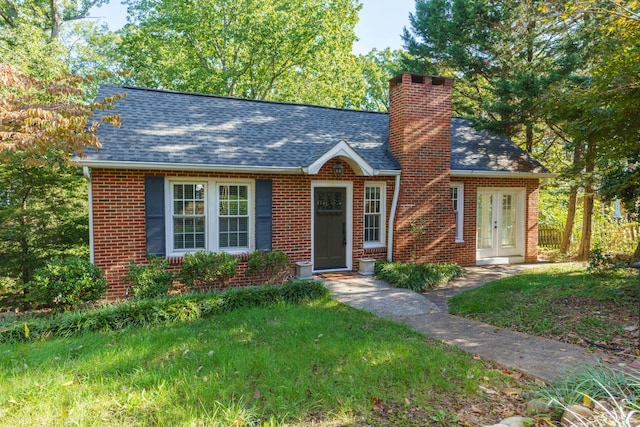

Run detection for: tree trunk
[[560, 142, 584, 255], [49, 0, 63, 40], [577, 142, 597, 261], [560, 186, 578, 254], [632, 239, 640, 265]]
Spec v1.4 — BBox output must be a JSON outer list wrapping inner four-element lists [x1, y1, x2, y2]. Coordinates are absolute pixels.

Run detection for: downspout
[[83, 167, 94, 263], [387, 174, 401, 262]]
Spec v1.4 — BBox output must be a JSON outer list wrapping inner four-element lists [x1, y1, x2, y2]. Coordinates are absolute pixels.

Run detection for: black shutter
[[255, 179, 273, 251], [145, 176, 166, 256]]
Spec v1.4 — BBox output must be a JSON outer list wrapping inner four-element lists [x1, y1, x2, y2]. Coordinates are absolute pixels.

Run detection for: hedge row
[[0, 280, 329, 344]]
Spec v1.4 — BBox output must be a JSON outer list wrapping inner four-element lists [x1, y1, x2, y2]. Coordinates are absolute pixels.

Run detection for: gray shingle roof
[[84, 85, 548, 175]]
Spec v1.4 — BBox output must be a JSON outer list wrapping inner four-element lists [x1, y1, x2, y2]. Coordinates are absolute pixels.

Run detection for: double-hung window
[[168, 179, 253, 255], [364, 183, 385, 247], [172, 183, 206, 250], [450, 183, 464, 242], [218, 184, 249, 250]]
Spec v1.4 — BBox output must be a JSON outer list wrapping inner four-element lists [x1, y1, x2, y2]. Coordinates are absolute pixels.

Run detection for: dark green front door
[[314, 188, 347, 270]]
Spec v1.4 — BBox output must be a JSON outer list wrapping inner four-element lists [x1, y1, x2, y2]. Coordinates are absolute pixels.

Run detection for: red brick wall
[[90, 164, 396, 299], [388, 73, 457, 263], [452, 176, 540, 266]]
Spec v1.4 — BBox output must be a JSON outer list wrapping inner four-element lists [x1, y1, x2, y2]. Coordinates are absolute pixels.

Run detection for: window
[[167, 179, 253, 255], [451, 183, 464, 242], [218, 184, 249, 249], [172, 183, 206, 250], [364, 183, 385, 247]]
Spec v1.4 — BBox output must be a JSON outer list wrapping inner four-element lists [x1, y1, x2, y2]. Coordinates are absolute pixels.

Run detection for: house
[[80, 72, 552, 298]]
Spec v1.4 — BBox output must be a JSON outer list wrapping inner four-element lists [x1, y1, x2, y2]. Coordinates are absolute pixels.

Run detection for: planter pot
[[358, 258, 376, 276], [295, 261, 313, 279]]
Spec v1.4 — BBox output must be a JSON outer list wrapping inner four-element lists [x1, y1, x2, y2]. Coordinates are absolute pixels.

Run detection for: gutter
[[82, 167, 94, 263], [387, 174, 401, 262], [77, 160, 402, 177], [450, 169, 556, 179]]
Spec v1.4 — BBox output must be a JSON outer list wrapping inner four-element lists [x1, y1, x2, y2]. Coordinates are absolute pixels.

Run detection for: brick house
[[80, 72, 552, 298]]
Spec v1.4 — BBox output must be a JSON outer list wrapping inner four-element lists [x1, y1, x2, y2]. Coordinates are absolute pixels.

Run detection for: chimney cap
[[389, 72, 453, 87]]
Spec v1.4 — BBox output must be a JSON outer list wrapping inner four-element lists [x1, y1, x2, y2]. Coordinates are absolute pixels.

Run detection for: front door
[[314, 188, 347, 270], [477, 189, 525, 263]]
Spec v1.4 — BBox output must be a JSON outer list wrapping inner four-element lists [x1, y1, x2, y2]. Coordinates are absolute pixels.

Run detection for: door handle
[[342, 223, 346, 245]]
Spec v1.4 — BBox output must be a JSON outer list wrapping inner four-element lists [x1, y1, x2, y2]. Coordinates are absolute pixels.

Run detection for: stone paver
[[321, 267, 610, 384]]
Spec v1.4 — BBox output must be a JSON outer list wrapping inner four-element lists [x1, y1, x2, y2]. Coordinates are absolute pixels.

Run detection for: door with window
[[314, 188, 347, 269], [476, 189, 525, 262]]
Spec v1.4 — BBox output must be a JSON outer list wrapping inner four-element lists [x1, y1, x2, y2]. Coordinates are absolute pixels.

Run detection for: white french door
[[476, 189, 525, 263]]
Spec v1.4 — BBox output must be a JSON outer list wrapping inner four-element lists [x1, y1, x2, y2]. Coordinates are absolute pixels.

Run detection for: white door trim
[[311, 181, 353, 272], [476, 187, 526, 264]]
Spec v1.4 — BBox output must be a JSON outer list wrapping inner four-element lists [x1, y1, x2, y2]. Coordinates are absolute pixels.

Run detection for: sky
[[89, 0, 416, 55]]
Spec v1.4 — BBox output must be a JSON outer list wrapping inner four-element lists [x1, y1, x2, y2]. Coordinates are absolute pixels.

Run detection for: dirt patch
[[545, 295, 639, 362]]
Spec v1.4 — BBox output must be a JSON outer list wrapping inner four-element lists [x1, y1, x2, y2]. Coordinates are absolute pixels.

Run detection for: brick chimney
[[388, 72, 456, 263]]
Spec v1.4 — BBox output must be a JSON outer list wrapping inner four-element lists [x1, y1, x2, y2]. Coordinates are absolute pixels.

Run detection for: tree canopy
[[118, 0, 367, 107]]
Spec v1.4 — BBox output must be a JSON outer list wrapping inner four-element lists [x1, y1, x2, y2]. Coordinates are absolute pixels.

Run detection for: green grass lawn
[[449, 263, 639, 348], [0, 297, 523, 426]]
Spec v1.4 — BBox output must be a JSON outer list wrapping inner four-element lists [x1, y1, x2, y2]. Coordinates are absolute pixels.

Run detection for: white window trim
[[451, 183, 464, 243], [165, 178, 254, 257], [363, 181, 386, 248]]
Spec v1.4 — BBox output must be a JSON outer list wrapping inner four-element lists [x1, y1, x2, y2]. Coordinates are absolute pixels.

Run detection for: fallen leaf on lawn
[[479, 385, 498, 395], [62, 381, 74, 386], [502, 387, 522, 396], [253, 388, 261, 399]]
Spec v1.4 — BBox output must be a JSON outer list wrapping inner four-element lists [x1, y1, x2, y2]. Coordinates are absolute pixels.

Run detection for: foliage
[[178, 251, 239, 290], [125, 257, 174, 299], [0, 153, 89, 284], [587, 248, 631, 275], [537, 365, 640, 426], [449, 263, 637, 346], [0, 298, 522, 426], [356, 48, 406, 112], [244, 250, 291, 285], [118, 0, 366, 108], [0, 0, 109, 41], [0, 63, 122, 164], [0, 280, 328, 343], [375, 260, 463, 292], [24, 257, 107, 311], [402, 0, 578, 153]]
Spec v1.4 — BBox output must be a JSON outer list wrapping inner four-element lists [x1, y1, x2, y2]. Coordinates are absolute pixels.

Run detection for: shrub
[[375, 261, 463, 292], [245, 250, 291, 284], [280, 279, 330, 304], [2, 279, 329, 343], [587, 247, 629, 275], [178, 251, 239, 290], [536, 365, 640, 426], [25, 257, 107, 311], [125, 257, 174, 299]]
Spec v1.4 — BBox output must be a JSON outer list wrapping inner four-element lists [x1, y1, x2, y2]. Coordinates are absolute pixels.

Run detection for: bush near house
[[375, 260, 464, 292], [125, 256, 174, 299], [24, 257, 107, 311], [244, 250, 291, 284], [178, 251, 239, 291]]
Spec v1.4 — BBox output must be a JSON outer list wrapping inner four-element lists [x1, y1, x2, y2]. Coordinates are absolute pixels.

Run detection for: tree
[[356, 48, 406, 112], [402, 0, 577, 153], [0, 63, 121, 164], [1, 0, 109, 40], [118, 0, 365, 107], [0, 64, 121, 283]]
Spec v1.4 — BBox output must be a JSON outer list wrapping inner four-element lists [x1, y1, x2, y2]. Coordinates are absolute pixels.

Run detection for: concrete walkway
[[321, 265, 612, 384]]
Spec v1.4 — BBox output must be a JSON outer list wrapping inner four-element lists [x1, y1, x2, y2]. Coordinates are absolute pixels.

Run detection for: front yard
[[0, 297, 529, 426], [448, 263, 639, 361]]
